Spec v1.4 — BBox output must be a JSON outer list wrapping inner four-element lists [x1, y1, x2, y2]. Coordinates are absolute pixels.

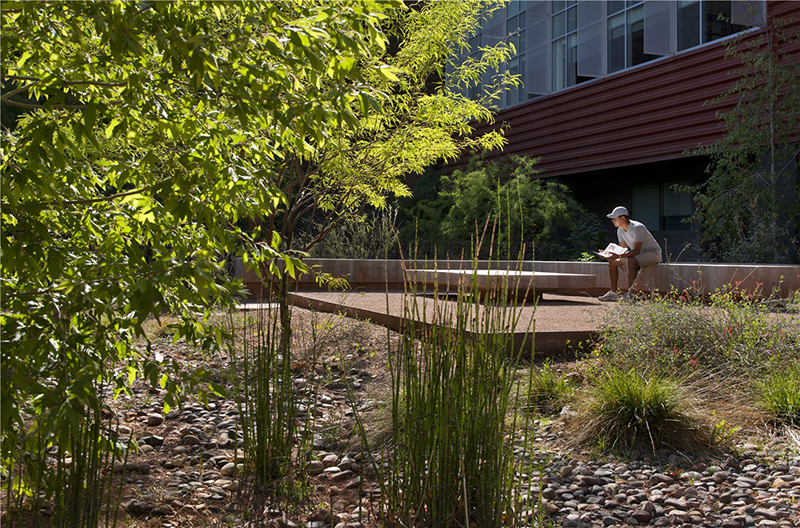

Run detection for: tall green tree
[[1, 0, 400, 521], [689, 13, 800, 263], [257, 0, 515, 406], [266, 0, 514, 261]]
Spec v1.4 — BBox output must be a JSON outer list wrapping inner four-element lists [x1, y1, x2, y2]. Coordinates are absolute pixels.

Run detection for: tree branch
[[0, 99, 86, 110], [2, 82, 36, 99], [30, 179, 171, 208]]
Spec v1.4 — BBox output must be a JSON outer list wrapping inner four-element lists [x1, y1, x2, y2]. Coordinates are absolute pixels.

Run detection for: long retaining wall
[[236, 258, 800, 299]]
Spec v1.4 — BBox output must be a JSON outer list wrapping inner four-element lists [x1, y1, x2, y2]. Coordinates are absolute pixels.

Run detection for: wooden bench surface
[[408, 268, 596, 293]]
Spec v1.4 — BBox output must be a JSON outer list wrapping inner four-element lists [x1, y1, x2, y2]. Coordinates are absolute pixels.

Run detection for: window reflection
[[458, 0, 762, 109]]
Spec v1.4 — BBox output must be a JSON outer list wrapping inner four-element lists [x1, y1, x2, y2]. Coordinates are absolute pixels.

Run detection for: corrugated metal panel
[[468, 2, 800, 179]]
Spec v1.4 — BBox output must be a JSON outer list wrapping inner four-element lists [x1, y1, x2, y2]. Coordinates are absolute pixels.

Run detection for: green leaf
[[105, 117, 122, 139], [16, 51, 33, 68], [376, 65, 401, 82]]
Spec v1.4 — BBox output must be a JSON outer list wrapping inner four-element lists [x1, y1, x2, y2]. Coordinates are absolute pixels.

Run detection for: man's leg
[[608, 259, 622, 290], [627, 257, 641, 291]]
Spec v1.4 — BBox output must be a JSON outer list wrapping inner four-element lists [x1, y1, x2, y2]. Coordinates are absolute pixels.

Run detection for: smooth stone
[[125, 500, 153, 515], [322, 454, 339, 468], [141, 435, 164, 447], [720, 519, 744, 528], [630, 509, 654, 523], [754, 508, 780, 521], [308, 461, 324, 475], [180, 435, 201, 446], [147, 413, 164, 426], [220, 462, 236, 477], [331, 470, 354, 483]]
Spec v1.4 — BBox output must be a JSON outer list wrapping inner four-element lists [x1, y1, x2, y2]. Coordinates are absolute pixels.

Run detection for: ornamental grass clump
[[573, 368, 713, 455], [754, 363, 800, 425], [527, 361, 576, 415]]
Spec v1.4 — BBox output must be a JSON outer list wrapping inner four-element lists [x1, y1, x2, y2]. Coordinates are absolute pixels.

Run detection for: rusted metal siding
[[470, 2, 800, 179]]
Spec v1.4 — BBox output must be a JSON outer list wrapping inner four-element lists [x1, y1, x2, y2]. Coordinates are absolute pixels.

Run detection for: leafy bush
[[755, 363, 800, 425], [591, 286, 800, 377], [396, 155, 604, 260], [573, 368, 712, 454], [308, 206, 400, 259]]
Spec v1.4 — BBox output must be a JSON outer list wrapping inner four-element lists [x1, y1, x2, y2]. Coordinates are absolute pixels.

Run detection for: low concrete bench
[[236, 258, 799, 300], [408, 268, 596, 301]]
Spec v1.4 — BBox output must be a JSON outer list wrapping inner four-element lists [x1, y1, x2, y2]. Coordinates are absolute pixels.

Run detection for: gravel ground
[[101, 304, 800, 528]]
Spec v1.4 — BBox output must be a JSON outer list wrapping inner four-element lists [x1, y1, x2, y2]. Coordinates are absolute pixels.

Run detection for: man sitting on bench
[[598, 206, 662, 302]]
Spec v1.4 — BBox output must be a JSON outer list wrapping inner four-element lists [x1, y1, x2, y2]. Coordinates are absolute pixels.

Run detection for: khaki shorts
[[633, 251, 662, 268]]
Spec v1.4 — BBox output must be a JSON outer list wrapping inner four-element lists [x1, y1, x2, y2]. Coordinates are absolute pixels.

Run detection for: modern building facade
[[459, 1, 800, 261]]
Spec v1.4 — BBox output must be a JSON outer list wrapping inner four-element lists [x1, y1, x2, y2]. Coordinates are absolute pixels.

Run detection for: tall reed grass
[[3, 376, 128, 528], [370, 249, 536, 527], [234, 296, 312, 496]]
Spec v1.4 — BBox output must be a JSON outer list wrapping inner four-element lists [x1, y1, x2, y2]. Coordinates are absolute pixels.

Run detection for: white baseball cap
[[607, 206, 629, 218]]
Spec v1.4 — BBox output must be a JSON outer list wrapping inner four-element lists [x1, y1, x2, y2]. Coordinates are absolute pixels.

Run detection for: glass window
[[552, 37, 567, 91], [644, 1, 672, 56], [468, 0, 760, 107], [608, 13, 626, 73], [732, 0, 764, 27], [526, 44, 548, 96], [552, 10, 567, 39], [469, 33, 482, 52], [663, 183, 692, 230], [633, 184, 661, 231], [526, 10, 549, 51], [507, 55, 525, 106], [567, 5, 577, 33], [628, 5, 660, 67], [704, 1, 747, 43], [608, 1, 625, 15], [577, 2, 602, 79], [678, 0, 701, 50]]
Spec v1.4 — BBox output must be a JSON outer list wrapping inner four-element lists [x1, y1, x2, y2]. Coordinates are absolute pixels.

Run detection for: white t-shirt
[[618, 220, 661, 254]]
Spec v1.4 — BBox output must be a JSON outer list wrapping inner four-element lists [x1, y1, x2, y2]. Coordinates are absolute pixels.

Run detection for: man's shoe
[[598, 291, 620, 302], [622, 291, 637, 303]]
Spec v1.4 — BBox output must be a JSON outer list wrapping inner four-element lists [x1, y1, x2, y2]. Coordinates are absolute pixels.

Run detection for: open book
[[595, 242, 628, 258]]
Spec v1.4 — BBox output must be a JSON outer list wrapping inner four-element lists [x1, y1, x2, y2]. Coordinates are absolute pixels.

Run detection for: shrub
[[755, 363, 800, 425], [591, 286, 800, 377], [573, 368, 712, 454], [396, 155, 604, 260], [308, 206, 400, 259]]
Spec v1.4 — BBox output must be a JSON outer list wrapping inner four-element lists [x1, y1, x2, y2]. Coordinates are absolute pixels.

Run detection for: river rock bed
[[109, 310, 799, 528]]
